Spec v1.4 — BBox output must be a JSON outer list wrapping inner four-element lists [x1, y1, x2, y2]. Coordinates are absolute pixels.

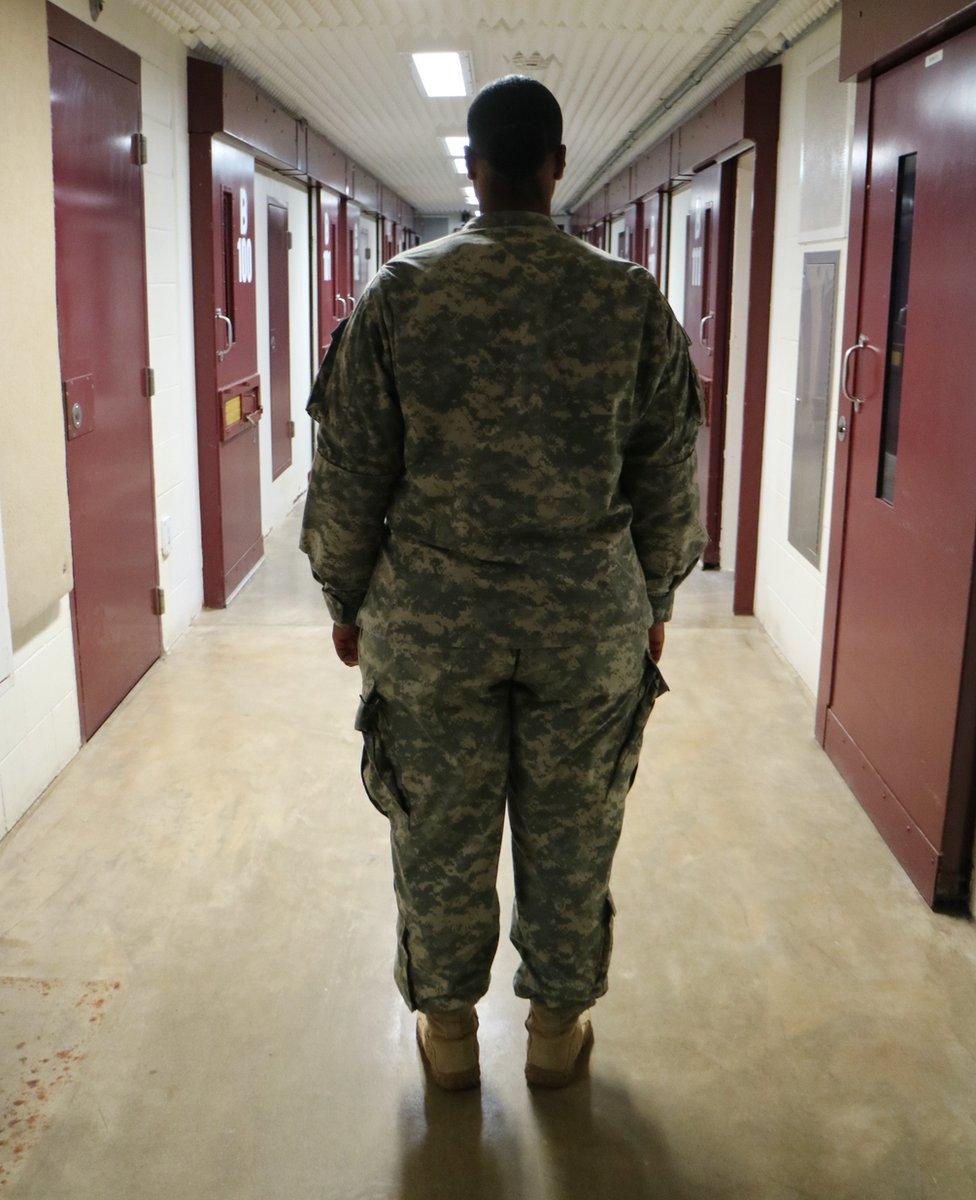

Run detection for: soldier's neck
[[478, 190, 551, 217]]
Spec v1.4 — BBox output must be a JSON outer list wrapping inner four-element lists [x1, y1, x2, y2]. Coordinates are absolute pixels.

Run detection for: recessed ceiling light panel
[[453, 157, 468, 174], [444, 136, 467, 157], [412, 52, 468, 98]]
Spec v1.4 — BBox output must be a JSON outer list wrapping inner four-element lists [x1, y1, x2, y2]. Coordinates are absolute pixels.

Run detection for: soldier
[[301, 75, 705, 1091]]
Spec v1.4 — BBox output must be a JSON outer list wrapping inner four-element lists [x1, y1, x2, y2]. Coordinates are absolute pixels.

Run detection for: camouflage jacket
[[300, 210, 706, 642]]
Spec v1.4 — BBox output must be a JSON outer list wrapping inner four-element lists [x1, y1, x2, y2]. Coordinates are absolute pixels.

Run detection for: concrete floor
[[1, 506, 975, 1199]]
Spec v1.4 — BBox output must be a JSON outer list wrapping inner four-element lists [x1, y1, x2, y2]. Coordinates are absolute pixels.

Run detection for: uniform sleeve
[[622, 296, 708, 624], [299, 277, 402, 625]]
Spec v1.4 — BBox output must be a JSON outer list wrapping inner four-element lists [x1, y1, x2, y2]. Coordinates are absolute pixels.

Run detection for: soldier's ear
[[463, 145, 476, 182], [553, 145, 567, 182]]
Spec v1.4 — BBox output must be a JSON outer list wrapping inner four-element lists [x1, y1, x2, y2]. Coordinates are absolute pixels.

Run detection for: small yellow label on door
[[224, 394, 243, 427]]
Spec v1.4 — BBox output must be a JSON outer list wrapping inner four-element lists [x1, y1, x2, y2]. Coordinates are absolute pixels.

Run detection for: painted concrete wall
[[254, 170, 315, 535], [755, 11, 855, 692], [0, 0, 81, 836], [0, 0, 202, 839], [721, 150, 756, 575]]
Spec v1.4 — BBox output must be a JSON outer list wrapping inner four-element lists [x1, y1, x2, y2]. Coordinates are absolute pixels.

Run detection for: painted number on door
[[238, 187, 253, 284]]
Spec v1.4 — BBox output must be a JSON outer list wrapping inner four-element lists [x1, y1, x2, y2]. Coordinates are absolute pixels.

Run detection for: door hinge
[[286, 231, 293, 250], [286, 419, 296, 438], [152, 586, 166, 616], [132, 133, 148, 165], [143, 366, 155, 398]]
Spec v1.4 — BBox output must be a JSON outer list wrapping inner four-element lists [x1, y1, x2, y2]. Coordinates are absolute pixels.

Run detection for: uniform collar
[[465, 211, 557, 231]]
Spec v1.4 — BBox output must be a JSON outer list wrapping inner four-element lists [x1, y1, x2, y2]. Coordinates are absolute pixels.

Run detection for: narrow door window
[[877, 152, 917, 503]]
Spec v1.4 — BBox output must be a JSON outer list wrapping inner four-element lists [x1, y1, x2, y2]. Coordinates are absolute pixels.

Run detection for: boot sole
[[525, 1022, 594, 1089], [415, 1023, 481, 1091]]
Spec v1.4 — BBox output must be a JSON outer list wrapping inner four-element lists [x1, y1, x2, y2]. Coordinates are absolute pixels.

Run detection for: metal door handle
[[216, 308, 234, 361], [842, 334, 868, 412], [336, 295, 347, 316], [347, 293, 357, 310], [699, 312, 714, 348]]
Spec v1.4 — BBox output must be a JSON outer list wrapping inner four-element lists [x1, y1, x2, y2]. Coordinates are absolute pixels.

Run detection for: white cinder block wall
[[0, 596, 79, 835], [754, 12, 855, 693], [254, 171, 315, 534]]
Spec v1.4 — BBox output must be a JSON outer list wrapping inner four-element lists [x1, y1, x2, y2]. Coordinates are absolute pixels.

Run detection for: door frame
[[816, 63, 976, 908], [47, 3, 162, 741]]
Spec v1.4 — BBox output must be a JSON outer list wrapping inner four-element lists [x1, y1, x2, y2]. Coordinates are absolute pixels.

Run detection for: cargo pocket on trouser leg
[[609, 653, 669, 802], [394, 915, 418, 1011], [355, 683, 412, 827], [595, 893, 617, 996]]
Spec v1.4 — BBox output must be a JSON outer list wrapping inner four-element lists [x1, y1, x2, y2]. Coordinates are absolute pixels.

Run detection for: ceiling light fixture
[[453, 157, 468, 174], [444, 136, 467, 157], [463, 186, 477, 206], [412, 52, 467, 98]]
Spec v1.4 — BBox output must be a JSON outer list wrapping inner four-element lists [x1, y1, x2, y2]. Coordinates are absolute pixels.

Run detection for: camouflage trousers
[[356, 625, 667, 1013]]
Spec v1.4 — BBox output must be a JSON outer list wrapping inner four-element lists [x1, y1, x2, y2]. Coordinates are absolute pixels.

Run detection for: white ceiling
[[129, 0, 837, 214]]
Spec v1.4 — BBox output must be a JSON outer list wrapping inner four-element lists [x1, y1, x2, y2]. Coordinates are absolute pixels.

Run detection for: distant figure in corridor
[[300, 76, 706, 1091]]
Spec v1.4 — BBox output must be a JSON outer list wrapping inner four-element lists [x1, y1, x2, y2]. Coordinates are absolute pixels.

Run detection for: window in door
[[877, 151, 917, 504]]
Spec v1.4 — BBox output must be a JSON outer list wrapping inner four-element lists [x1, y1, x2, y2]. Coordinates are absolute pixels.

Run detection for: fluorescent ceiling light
[[453, 157, 468, 174], [463, 186, 477, 205], [412, 52, 467, 98], [444, 136, 467, 156]]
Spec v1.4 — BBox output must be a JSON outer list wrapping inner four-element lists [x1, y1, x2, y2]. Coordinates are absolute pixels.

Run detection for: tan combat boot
[[416, 1007, 481, 1091], [524, 1002, 593, 1088]]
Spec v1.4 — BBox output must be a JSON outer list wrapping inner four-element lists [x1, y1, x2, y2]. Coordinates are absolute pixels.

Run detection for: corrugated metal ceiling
[[128, 0, 838, 213]]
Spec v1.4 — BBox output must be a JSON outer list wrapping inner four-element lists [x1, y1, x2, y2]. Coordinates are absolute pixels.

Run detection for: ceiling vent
[[509, 52, 557, 72]]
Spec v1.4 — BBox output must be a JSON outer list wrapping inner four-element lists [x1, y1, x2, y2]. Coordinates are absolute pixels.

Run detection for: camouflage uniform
[[301, 211, 705, 1012]]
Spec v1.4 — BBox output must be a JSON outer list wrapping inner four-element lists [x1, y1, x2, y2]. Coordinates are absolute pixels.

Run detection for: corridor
[[1, 506, 974, 1199]]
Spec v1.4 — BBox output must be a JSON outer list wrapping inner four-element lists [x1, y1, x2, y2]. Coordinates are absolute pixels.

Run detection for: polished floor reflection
[[1, 505, 975, 1199]]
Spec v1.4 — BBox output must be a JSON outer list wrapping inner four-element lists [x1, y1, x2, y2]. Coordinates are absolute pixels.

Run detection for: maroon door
[[267, 200, 292, 480], [821, 28, 976, 905], [317, 187, 341, 360], [189, 136, 263, 607], [684, 161, 735, 567], [48, 27, 161, 740]]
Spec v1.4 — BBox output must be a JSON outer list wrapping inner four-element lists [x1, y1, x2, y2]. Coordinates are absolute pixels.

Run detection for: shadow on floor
[[396, 1050, 690, 1200]]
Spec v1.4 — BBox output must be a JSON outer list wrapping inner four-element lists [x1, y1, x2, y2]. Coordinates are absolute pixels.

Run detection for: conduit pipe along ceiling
[[131, 0, 839, 213]]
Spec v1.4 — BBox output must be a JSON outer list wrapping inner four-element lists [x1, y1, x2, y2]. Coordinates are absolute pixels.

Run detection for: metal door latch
[[837, 414, 848, 442]]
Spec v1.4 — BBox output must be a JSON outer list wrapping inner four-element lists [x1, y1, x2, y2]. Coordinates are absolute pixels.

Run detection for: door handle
[[699, 312, 714, 350], [216, 308, 234, 361], [346, 293, 357, 310], [336, 295, 347, 316], [842, 334, 868, 412]]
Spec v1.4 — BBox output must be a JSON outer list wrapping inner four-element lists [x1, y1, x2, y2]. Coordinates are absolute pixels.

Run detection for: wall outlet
[[160, 515, 173, 559]]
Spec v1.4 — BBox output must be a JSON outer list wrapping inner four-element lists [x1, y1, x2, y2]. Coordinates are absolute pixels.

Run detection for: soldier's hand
[[648, 623, 665, 663], [333, 623, 360, 667]]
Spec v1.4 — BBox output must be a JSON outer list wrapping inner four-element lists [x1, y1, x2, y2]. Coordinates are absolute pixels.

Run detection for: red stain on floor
[[0, 978, 123, 1188]]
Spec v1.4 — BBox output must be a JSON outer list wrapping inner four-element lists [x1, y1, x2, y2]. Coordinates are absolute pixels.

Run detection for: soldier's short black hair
[[466, 76, 563, 182]]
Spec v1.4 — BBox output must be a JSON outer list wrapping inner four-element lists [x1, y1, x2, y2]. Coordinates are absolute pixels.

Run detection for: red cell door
[[821, 27, 976, 906], [267, 200, 292, 480], [48, 22, 161, 740], [317, 187, 342, 360], [684, 161, 735, 567], [188, 135, 263, 608]]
